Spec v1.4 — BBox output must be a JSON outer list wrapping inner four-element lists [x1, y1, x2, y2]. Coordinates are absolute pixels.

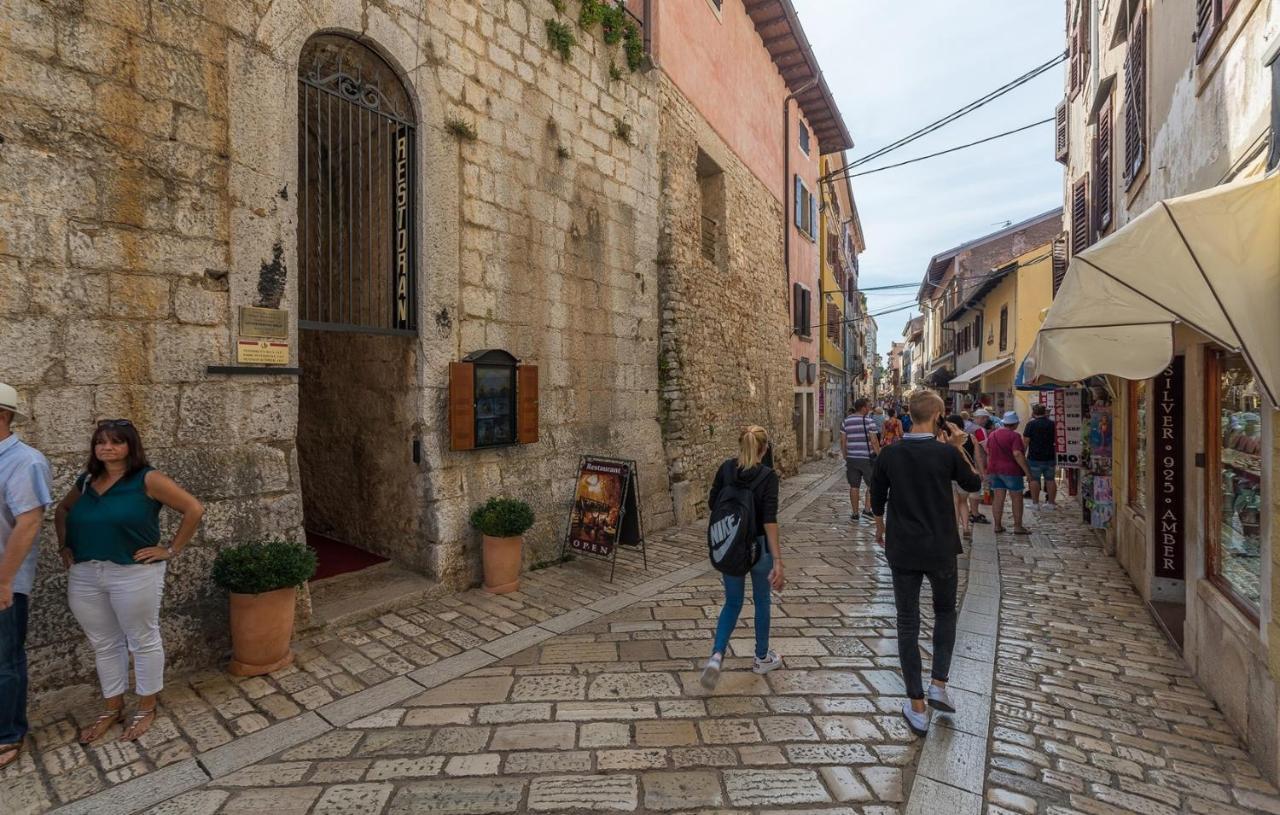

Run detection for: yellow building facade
[[975, 243, 1055, 420]]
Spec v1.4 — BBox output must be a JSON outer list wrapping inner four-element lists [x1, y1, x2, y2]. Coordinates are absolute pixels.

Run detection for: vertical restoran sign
[[1154, 356, 1185, 580], [393, 127, 412, 330]]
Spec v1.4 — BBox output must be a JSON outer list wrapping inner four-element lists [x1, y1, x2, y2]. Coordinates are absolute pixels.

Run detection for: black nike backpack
[[707, 462, 770, 576]]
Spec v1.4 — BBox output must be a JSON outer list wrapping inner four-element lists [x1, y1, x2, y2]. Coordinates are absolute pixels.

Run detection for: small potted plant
[[470, 497, 535, 594], [212, 537, 317, 676]]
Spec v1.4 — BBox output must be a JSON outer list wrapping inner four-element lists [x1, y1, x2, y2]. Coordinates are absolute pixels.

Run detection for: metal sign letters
[[1154, 356, 1185, 580]]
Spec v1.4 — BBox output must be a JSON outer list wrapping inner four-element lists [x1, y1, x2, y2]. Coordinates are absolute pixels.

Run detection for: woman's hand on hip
[[133, 547, 172, 564]]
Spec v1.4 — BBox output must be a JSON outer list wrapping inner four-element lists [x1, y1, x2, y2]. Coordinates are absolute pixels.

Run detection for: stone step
[[304, 561, 446, 632]]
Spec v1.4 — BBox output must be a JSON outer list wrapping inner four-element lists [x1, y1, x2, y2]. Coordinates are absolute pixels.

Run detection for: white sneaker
[[902, 701, 930, 737], [752, 651, 783, 674], [700, 653, 723, 689], [927, 684, 956, 713]]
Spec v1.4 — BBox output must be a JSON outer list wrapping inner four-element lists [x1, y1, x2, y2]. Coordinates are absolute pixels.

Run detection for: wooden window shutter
[[999, 306, 1009, 352], [1055, 101, 1069, 164], [1070, 175, 1090, 255], [1079, 1, 1090, 86], [794, 175, 803, 228], [1123, 6, 1146, 187], [793, 283, 804, 333], [1195, 0, 1221, 62], [826, 303, 840, 341], [1093, 95, 1113, 234], [516, 364, 539, 444], [1052, 234, 1069, 296], [448, 362, 476, 451]]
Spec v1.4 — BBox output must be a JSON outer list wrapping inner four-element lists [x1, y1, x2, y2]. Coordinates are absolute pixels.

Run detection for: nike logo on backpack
[[709, 516, 741, 562]]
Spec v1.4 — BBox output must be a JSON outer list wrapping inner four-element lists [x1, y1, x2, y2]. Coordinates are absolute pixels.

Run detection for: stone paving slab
[[7, 460, 846, 814], [135, 464, 937, 813], [981, 502, 1280, 815]]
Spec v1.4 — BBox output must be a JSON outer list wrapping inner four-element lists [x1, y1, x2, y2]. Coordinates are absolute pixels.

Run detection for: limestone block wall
[[656, 76, 797, 525], [0, 0, 674, 691]]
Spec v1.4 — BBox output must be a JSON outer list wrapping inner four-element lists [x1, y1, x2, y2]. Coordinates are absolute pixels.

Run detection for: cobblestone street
[[7, 462, 1280, 814], [984, 506, 1280, 815]]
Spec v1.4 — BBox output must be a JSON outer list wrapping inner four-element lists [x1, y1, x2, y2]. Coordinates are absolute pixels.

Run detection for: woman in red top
[[986, 412, 1032, 534], [880, 408, 904, 447]]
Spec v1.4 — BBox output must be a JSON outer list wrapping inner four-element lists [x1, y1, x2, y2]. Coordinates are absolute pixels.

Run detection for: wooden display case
[[449, 350, 539, 450]]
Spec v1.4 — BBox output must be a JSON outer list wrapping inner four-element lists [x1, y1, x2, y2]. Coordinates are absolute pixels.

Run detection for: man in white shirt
[[0, 384, 53, 769]]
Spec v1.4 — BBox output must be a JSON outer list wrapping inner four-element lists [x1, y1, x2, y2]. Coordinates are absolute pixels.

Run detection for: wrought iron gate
[[297, 34, 417, 334]]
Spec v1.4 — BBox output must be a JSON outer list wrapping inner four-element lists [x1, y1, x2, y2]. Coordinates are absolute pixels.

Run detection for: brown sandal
[[0, 741, 22, 770], [120, 706, 157, 742], [1013, 527, 1031, 535], [78, 709, 124, 745]]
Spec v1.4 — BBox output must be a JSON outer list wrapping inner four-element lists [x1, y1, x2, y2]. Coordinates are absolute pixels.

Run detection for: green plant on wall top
[[212, 537, 317, 595], [600, 2, 626, 44], [551, 0, 566, 12], [623, 21, 644, 71], [470, 497, 536, 538], [579, 0, 604, 29], [545, 18, 576, 61]]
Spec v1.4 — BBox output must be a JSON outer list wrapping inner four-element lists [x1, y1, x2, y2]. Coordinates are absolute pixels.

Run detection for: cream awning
[[1025, 172, 1280, 405], [950, 357, 1014, 390]]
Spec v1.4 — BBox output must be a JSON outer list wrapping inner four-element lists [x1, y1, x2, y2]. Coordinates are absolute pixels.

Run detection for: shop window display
[[1208, 351, 1263, 613]]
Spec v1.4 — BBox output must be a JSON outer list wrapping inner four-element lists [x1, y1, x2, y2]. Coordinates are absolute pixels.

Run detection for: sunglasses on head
[[96, 419, 134, 428]]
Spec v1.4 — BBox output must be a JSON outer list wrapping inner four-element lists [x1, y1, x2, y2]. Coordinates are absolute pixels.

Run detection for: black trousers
[[890, 565, 958, 700]]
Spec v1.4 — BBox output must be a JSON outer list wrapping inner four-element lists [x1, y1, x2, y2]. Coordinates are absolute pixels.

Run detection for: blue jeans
[[712, 546, 772, 659], [0, 592, 29, 746]]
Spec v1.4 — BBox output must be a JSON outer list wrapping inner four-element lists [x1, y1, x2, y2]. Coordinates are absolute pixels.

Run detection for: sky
[[792, 0, 1067, 358]]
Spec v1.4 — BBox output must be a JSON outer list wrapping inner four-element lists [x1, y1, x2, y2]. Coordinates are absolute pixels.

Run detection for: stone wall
[[1, 0, 674, 692], [656, 75, 797, 525]]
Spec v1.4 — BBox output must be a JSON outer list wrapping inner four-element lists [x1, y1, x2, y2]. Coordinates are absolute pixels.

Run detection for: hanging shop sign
[[1154, 356, 1185, 580], [1038, 388, 1085, 468], [236, 339, 289, 365], [392, 126, 414, 330], [562, 456, 647, 581]]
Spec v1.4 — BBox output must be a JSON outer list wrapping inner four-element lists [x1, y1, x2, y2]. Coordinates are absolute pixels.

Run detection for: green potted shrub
[[470, 498, 535, 594], [212, 537, 317, 676]]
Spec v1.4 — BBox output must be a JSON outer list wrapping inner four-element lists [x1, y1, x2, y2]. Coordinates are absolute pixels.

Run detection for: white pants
[[67, 561, 167, 698]]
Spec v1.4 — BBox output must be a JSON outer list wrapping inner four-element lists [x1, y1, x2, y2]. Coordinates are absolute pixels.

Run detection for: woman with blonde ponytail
[[699, 426, 784, 689]]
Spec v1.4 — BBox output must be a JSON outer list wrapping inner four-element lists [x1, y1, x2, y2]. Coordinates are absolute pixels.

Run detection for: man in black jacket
[[871, 391, 981, 736]]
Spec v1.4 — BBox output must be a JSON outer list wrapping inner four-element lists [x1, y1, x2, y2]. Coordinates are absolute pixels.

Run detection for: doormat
[[306, 530, 389, 581]]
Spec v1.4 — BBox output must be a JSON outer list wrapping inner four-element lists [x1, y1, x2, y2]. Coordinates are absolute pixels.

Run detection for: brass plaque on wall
[[238, 306, 289, 338], [236, 339, 289, 365]]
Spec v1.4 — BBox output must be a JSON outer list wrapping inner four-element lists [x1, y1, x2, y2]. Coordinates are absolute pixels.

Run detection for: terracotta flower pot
[[227, 586, 297, 677], [482, 534, 523, 594]]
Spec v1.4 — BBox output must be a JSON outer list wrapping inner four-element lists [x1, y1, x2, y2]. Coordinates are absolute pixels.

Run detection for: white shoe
[[700, 653, 723, 689], [902, 701, 930, 737], [752, 651, 783, 674], [927, 684, 956, 713]]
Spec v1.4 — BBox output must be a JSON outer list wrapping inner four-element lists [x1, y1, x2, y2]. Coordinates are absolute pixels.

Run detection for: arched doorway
[[296, 33, 422, 581]]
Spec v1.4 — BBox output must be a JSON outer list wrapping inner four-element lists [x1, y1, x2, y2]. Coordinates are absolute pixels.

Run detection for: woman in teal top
[[54, 420, 203, 745]]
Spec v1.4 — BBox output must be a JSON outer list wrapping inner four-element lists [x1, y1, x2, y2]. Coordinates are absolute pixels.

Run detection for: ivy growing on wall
[[545, 19, 576, 61], [547, 0, 647, 73]]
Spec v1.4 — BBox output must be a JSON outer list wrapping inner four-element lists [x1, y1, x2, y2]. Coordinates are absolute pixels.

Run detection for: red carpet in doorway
[[306, 530, 388, 581]]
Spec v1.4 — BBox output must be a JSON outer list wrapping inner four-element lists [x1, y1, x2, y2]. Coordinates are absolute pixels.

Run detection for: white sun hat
[[0, 383, 27, 421]]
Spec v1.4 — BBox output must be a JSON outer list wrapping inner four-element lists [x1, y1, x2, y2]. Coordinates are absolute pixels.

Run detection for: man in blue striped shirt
[[841, 398, 881, 523]]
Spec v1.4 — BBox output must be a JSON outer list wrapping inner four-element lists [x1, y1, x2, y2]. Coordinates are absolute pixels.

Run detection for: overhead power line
[[806, 250, 1056, 335], [820, 52, 1066, 182], [826, 118, 1055, 182]]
